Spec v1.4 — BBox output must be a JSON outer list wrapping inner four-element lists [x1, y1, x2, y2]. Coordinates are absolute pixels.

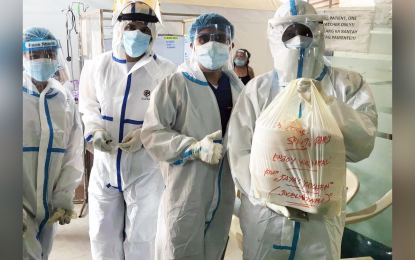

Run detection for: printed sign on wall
[[152, 35, 185, 66], [317, 7, 375, 53]]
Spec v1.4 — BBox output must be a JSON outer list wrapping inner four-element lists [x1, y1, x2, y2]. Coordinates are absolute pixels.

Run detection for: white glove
[[297, 78, 332, 105], [93, 129, 113, 153], [48, 208, 77, 225], [119, 128, 142, 153], [189, 130, 223, 164], [23, 209, 27, 238]]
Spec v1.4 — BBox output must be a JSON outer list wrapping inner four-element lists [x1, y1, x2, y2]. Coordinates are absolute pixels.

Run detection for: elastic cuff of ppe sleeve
[[187, 143, 199, 160], [85, 128, 104, 142], [52, 196, 74, 212]]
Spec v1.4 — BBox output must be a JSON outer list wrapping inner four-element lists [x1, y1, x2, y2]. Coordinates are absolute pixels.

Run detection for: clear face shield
[[268, 17, 327, 83], [23, 39, 66, 89], [112, 0, 163, 26], [190, 24, 233, 72], [234, 50, 248, 67]]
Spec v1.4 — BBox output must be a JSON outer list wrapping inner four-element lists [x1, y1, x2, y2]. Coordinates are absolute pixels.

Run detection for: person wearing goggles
[[79, 1, 176, 259], [228, 1, 378, 259], [233, 49, 255, 85], [141, 13, 244, 260], [23, 27, 83, 260]]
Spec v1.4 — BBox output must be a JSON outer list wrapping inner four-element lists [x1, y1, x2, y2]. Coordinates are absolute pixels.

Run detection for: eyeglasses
[[195, 32, 231, 45]]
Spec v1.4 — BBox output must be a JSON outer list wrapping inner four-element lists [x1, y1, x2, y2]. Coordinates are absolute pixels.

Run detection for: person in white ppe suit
[[228, 1, 378, 259], [141, 13, 244, 260], [23, 27, 84, 260], [79, 0, 176, 259]]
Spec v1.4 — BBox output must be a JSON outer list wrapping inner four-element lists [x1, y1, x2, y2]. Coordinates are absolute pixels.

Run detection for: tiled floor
[[49, 204, 243, 260]]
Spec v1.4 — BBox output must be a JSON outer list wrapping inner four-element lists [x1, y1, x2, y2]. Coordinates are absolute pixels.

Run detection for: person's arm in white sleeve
[[328, 70, 378, 162], [79, 61, 103, 142], [141, 76, 198, 165], [227, 85, 261, 196], [52, 99, 84, 211]]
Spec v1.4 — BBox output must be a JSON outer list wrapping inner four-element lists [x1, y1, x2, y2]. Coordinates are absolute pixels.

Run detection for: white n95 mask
[[122, 30, 151, 58], [196, 41, 230, 70], [23, 58, 58, 82], [284, 35, 313, 49]]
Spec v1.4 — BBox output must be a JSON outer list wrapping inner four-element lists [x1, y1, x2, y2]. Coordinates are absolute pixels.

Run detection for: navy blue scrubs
[[208, 73, 233, 135]]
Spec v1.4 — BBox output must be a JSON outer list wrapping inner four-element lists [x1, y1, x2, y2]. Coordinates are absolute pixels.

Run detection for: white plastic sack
[[250, 79, 346, 216]]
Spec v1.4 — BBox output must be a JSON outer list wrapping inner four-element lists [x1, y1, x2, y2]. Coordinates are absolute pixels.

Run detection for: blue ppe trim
[[85, 134, 93, 142], [164, 185, 166, 190], [273, 245, 292, 250], [275, 71, 286, 88], [115, 74, 133, 192], [289, 221, 301, 260], [23, 39, 60, 52], [182, 72, 209, 86], [48, 148, 66, 153], [297, 48, 305, 79], [272, 221, 300, 260], [290, 0, 298, 16], [172, 140, 222, 166], [38, 97, 53, 237], [45, 92, 59, 99], [124, 119, 143, 125], [115, 149, 123, 192], [172, 149, 193, 166], [23, 87, 40, 97], [204, 158, 224, 236], [153, 54, 157, 61], [101, 115, 113, 121], [316, 65, 328, 82], [144, 8, 152, 26], [24, 86, 56, 99], [23, 147, 39, 152], [23, 147, 66, 153], [298, 102, 302, 119], [112, 53, 127, 64], [131, 4, 136, 22], [106, 183, 119, 189]]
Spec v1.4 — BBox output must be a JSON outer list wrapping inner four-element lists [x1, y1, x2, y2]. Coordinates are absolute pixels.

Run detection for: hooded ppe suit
[[141, 13, 243, 258], [141, 59, 244, 260], [79, 2, 177, 259], [23, 27, 84, 260], [227, 1, 378, 259]]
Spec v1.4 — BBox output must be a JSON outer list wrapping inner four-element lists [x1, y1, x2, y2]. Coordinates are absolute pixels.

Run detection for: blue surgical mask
[[234, 59, 246, 66], [122, 30, 151, 58], [196, 41, 229, 70], [284, 35, 313, 49], [23, 58, 58, 82]]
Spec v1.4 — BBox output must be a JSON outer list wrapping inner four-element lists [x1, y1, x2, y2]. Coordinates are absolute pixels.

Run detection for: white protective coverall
[[141, 60, 244, 260], [79, 7, 177, 259], [23, 73, 84, 260], [227, 1, 378, 260]]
